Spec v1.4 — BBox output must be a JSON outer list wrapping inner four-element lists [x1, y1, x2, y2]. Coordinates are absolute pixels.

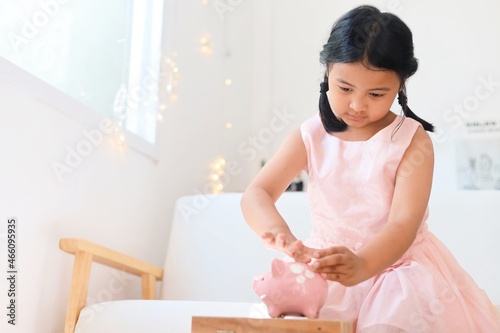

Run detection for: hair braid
[[319, 77, 347, 132], [397, 88, 434, 132]]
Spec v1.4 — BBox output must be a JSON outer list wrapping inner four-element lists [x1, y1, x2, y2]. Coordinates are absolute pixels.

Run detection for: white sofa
[[60, 191, 500, 333]]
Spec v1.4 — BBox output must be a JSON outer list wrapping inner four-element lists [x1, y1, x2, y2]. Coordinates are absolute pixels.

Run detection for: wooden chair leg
[[64, 251, 93, 333], [141, 273, 157, 300]]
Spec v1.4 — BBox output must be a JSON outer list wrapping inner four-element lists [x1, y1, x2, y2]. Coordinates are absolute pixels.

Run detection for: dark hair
[[318, 5, 434, 132]]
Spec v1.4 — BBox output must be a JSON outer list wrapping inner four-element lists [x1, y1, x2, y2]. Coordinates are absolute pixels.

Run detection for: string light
[[107, 44, 180, 153], [154, 53, 181, 125], [198, 0, 235, 193], [199, 34, 213, 56], [109, 123, 128, 150], [210, 158, 226, 194]]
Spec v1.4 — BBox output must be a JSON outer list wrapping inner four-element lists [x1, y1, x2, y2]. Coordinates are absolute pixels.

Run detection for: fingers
[[321, 272, 345, 283], [287, 240, 311, 263], [290, 244, 313, 264], [312, 254, 344, 271], [276, 233, 287, 248], [260, 233, 314, 263], [312, 246, 352, 268], [260, 232, 294, 252], [310, 246, 363, 286], [299, 243, 317, 257], [261, 232, 276, 247], [288, 239, 304, 253], [313, 245, 349, 258]]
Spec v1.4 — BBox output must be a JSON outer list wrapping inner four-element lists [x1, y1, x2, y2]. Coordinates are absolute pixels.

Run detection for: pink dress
[[300, 113, 500, 332]]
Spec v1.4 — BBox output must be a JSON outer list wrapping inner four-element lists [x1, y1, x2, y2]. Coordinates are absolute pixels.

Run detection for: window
[[0, 0, 165, 156]]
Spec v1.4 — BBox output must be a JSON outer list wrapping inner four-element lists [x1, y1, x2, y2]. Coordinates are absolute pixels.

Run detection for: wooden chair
[[59, 238, 163, 333]]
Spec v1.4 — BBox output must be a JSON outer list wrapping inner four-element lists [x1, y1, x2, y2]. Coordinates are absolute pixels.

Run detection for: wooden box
[[191, 316, 353, 333]]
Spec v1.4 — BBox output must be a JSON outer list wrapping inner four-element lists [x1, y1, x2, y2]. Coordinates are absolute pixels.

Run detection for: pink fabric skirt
[[305, 232, 500, 332]]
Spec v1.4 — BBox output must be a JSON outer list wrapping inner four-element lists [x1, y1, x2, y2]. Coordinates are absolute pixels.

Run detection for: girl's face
[[327, 62, 400, 129]]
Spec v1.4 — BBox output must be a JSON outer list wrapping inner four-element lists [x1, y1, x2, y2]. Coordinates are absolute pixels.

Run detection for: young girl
[[241, 5, 500, 333]]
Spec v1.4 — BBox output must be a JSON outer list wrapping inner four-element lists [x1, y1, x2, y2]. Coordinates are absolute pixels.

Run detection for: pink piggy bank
[[253, 258, 328, 318]]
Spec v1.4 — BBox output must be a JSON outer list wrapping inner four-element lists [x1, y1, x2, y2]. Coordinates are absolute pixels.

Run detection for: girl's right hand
[[261, 231, 314, 263]]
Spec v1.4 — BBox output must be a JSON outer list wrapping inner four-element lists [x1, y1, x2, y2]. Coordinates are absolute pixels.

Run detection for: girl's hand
[[311, 246, 369, 286], [261, 231, 314, 263]]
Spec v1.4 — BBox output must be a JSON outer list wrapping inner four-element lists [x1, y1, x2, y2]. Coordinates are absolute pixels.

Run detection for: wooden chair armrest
[[59, 238, 164, 333]]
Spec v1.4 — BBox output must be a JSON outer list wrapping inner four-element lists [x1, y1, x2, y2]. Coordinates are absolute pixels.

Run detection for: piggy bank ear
[[271, 258, 285, 276]]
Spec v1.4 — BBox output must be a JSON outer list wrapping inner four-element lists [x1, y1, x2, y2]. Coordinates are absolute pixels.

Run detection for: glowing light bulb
[[225, 79, 232, 86], [199, 34, 213, 56]]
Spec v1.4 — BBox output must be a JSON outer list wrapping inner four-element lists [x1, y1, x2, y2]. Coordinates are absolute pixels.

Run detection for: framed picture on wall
[[456, 113, 500, 190]]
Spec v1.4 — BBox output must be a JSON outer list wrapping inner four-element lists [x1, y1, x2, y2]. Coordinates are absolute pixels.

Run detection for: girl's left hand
[[261, 231, 315, 263], [311, 246, 369, 286]]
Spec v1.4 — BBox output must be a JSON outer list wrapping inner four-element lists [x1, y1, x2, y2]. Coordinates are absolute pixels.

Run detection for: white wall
[[0, 1, 499, 332]]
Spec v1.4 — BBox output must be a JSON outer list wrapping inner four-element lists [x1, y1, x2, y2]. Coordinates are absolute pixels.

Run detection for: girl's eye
[[370, 93, 384, 98], [338, 86, 351, 92]]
